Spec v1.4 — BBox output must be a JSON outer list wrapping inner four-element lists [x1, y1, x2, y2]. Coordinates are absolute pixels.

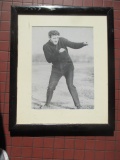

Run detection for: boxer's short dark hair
[[48, 30, 60, 38]]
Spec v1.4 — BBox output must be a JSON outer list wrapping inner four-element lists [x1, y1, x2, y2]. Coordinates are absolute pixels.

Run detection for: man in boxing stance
[[43, 30, 88, 109]]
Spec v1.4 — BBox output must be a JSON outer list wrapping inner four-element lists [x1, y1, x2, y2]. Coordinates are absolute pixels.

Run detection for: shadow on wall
[[0, 109, 9, 159], [0, 113, 6, 150], [0, 83, 10, 159], [0, 83, 6, 150]]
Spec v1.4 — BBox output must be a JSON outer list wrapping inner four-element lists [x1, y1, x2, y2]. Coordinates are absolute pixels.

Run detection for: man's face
[[50, 35, 59, 45]]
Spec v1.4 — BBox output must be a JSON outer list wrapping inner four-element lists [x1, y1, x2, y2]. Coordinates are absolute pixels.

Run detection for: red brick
[[116, 121, 120, 130], [116, 131, 120, 140], [105, 151, 115, 160], [75, 139, 85, 149], [93, 0, 103, 7], [95, 151, 105, 160], [12, 2, 22, 6], [116, 80, 119, 90], [95, 140, 105, 150], [115, 90, 119, 100], [11, 147, 22, 157], [0, 72, 9, 82], [2, 0, 14, 1], [86, 136, 96, 140], [5, 135, 12, 146], [95, 136, 106, 141], [116, 152, 120, 160], [115, 100, 119, 110], [104, 1, 113, 7], [32, 2, 38, 5], [114, 1, 120, 10], [0, 1, 2, 8], [75, 136, 84, 140], [2, 124, 10, 135], [0, 41, 9, 51], [74, 150, 84, 160], [12, 137, 23, 147], [84, 150, 94, 160], [65, 136, 76, 139], [54, 137, 64, 148], [114, 20, 120, 29], [32, 148, 43, 158], [115, 59, 120, 69], [106, 141, 115, 150], [83, 0, 93, 6], [0, 51, 10, 61], [3, 103, 9, 114], [23, 0, 33, 2], [85, 140, 95, 150], [116, 110, 120, 121], [38, 0, 43, 4], [0, 62, 9, 72], [44, 137, 54, 148], [115, 90, 120, 100], [29, 159, 40, 160], [115, 110, 118, 121], [11, 158, 21, 160], [43, 148, 53, 159], [6, 93, 9, 103], [22, 3, 32, 5], [65, 138, 74, 149], [0, 82, 5, 93], [1, 11, 10, 21], [115, 69, 120, 80], [0, 32, 10, 41], [22, 137, 33, 147], [0, 103, 9, 114], [116, 140, 120, 151], [33, 0, 38, 3], [63, 0, 73, 6], [0, 82, 9, 92], [22, 147, 32, 157], [115, 29, 120, 39], [114, 11, 120, 20], [115, 39, 120, 49], [44, 0, 53, 4], [53, 149, 63, 159], [53, 0, 63, 5], [0, 22, 10, 31], [115, 49, 120, 59], [33, 138, 43, 147], [3, 114, 9, 125], [2, 2, 12, 11], [64, 149, 74, 160], [0, 93, 9, 103], [73, 0, 82, 6], [11, 0, 22, 1]]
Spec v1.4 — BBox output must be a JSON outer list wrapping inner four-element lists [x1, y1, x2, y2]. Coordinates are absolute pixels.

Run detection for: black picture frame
[[9, 5, 115, 136]]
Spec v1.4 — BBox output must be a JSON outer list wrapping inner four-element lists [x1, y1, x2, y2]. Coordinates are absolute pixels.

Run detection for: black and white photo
[[32, 27, 94, 109]]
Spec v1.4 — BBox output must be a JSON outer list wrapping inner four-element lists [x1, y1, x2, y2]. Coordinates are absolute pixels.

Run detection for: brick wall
[[0, 0, 120, 160]]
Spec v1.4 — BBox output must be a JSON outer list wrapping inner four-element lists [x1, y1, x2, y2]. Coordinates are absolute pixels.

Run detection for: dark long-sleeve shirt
[[43, 37, 85, 73]]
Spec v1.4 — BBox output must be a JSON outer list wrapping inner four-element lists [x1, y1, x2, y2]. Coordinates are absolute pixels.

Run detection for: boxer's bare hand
[[83, 42, 88, 46], [59, 48, 66, 53]]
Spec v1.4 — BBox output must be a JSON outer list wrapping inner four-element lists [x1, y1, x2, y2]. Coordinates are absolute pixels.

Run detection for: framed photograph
[[9, 6, 115, 136]]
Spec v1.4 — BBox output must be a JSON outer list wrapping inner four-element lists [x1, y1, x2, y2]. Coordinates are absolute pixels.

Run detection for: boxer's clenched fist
[[59, 48, 66, 53]]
